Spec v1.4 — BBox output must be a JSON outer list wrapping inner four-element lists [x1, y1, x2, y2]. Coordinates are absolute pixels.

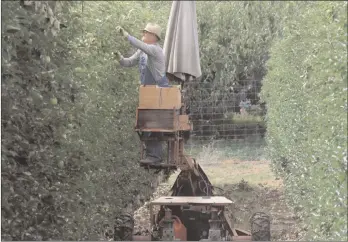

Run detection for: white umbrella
[[163, 0, 202, 82], [163, 1, 212, 196]]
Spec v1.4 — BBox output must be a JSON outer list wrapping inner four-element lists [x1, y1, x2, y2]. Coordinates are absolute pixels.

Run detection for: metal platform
[[151, 196, 233, 206]]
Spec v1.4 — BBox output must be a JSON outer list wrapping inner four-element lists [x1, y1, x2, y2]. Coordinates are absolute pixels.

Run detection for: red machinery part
[[158, 214, 187, 241], [172, 215, 187, 241]]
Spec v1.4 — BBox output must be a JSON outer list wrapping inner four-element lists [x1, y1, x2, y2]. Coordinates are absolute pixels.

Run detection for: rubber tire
[[114, 213, 134, 241], [250, 212, 271, 241]]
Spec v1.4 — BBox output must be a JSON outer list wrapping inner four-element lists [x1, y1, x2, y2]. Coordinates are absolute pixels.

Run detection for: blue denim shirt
[[139, 52, 168, 87], [119, 35, 169, 87]]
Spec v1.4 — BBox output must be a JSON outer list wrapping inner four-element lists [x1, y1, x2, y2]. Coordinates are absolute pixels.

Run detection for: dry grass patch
[[202, 159, 283, 188]]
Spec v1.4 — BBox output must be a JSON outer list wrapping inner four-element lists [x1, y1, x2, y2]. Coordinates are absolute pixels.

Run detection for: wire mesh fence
[[183, 77, 267, 162]]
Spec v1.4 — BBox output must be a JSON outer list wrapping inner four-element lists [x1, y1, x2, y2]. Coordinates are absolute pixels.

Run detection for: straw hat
[[142, 23, 161, 40]]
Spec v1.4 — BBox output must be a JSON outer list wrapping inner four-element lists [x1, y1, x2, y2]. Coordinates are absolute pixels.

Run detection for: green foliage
[[261, 1, 347, 240], [2, 0, 347, 240], [1, 1, 78, 240], [186, 1, 288, 139], [54, 2, 171, 239], [1, 1, 170, 240], [192, 2, 285, 108]]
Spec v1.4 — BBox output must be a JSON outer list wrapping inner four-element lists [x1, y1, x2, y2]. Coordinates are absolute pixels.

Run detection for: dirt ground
[[133, 159, 302, 241]]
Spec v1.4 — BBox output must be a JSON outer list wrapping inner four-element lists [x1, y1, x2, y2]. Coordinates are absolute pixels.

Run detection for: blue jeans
[[143, 132, 163, 162], [157, 75, 169, 87]]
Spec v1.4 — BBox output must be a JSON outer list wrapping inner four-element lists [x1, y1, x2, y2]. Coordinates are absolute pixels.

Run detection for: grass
[[204, 160, 282, 188], [185, 138, 267, 162], [231, 113, 265, 124], [223, 112, 266, 125], [184, 139, 281, 189], [185, 139, 279, 187]]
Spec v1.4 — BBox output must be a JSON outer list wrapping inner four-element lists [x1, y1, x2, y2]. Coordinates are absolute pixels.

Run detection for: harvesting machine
[[120, 83, 272, 241]]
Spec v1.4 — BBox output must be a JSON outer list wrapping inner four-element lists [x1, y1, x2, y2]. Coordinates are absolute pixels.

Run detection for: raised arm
[[119, 49, 141, 67], [127, 35, 158, 57]]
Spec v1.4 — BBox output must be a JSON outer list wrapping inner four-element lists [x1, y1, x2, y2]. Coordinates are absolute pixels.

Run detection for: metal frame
[[148, 196, 252, 241], [132, 84, 265, 241]]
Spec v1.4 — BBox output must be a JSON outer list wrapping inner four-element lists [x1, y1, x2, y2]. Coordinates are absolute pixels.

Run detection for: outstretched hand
[[116, 26, 129, 39]]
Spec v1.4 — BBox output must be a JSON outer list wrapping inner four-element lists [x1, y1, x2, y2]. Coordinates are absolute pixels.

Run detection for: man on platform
[[114, 23, 168, 165]]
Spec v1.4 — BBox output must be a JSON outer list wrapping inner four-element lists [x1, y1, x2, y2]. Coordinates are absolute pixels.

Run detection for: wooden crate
[[136, 109, 177, 131], [135, 110, 191, 132], [138, 85, 181, 109]]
